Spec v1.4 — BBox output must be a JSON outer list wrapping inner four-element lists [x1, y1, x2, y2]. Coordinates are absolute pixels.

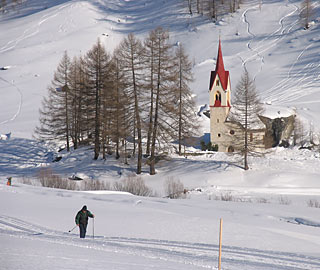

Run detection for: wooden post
[[218, 218, 223, 270]]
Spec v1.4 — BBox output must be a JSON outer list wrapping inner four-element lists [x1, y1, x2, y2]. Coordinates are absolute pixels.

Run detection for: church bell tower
[[209, 40, 231, 151]]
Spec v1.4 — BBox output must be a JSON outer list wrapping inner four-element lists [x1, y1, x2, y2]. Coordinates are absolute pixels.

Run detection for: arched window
[[216, 79, 220, 86], [215, 92, 222, 101], [214, 91, 222, 107], [228, 146, 234, 152]]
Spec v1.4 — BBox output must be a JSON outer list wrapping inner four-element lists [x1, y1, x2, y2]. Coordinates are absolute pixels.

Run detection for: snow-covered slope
[[1, 0, 320, 138], [1, 1, 320, 269], [1, 0, 320, 192]]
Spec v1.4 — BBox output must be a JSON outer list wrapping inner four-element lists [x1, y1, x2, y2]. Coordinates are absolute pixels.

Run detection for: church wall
[[210, 115, 266, 152], [210, 108, 234, 152]]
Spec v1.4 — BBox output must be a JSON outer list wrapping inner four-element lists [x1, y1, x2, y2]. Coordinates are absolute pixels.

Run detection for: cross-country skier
[[75, 205, 94, 238]]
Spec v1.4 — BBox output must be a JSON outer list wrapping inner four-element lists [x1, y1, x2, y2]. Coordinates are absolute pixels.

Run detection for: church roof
[[209, 40, 229, 91]]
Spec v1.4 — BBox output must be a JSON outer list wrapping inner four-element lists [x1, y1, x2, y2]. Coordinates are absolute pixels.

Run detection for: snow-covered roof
[[261, 105, 295, 120]]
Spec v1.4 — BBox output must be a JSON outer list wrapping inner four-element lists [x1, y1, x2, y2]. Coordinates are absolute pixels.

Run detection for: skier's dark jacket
[[75, 206, 94, 226]]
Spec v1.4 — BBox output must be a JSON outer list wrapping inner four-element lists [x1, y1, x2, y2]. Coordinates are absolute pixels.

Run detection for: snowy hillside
[[1, 0, 320, 138], [1, 1, 320, 269]]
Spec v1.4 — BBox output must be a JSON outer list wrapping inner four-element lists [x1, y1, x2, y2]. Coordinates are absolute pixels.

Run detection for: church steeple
[[215, 40, 226, 87], [209, 39, 232, 152], [209, 39, 230, 109], [216, 40, 225, 73], [210, 39, 229, 92]]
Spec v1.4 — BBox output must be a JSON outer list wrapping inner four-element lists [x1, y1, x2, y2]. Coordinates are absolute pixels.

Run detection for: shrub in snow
[[37, 168, 76, 190], [113, 175, 153, 197], [165, 177, 186, 199], [278, 196, 291, 205], [82, 180, 110, 191], [307, 199, 320, 208], [220, 192, 234, 201], [255, 197, 270, 204], [200, 141, 218, 151], [200, 141, 206, 151]]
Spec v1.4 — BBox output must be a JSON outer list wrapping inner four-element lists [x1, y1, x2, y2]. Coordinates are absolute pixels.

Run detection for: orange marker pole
[[218, 218, 223, 270]]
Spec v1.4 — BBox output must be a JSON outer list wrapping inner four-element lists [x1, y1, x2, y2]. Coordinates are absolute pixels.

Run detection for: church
[[208, 40, 295, 152], [208, 40, 268, 152]]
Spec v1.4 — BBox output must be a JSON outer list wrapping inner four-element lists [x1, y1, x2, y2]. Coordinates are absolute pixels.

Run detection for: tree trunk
[[150, 41, 162, 175], [94, 78, 100, 160], [146, 45, 155, 157], [150, 85, 159, 175], [131, 57, 142, 174], [65, 85, 70, 152], [178, 56, 183, 155]]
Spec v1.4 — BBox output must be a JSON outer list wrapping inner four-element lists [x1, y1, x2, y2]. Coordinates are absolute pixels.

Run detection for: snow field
[[1, 0, 320, 269], [1, 182, 320, 270]]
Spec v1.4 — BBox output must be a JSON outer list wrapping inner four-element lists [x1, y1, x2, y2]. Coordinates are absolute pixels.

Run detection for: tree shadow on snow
[[0, 0, 73, 22], [89, 0, 210, 35]]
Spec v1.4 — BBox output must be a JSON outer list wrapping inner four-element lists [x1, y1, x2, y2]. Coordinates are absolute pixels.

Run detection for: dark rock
[[259, 115, 295, 148]]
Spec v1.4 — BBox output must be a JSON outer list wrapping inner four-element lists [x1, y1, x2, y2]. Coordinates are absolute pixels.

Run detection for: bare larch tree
[[85, 39, 111, 160], [35, 51, 71, 151], [115, 33, 145, 174], [228, 69, 264, 170]]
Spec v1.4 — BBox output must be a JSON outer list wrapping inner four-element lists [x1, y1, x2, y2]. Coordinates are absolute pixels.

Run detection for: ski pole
[[92, 218, 94, 239], [68, 225, 77, 233]]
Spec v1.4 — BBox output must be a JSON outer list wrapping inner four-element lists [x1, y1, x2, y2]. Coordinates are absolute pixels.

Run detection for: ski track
[[0, 76, 23, 125], [240, 0, 299, 82], [0, 215, 319, 270], [0, 2, 73, 54], [239, 0, 320, 106], [259, 0, 320, 105], [262, 42, 320, 105], [0, 2, 75, 128]]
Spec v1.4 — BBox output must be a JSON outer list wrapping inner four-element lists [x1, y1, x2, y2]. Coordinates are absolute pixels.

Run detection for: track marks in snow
[[262, 42, 320, 105], [0, 2, 73, 54], [0, 76, 23, 125], [0, 215, 319, 270], [240, 0, 320, 105], [240, 0, 299, 81]]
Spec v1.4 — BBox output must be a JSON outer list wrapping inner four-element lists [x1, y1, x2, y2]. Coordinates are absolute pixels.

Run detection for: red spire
[[209, 39, 229, 92], [215, 39, 225, 76]]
